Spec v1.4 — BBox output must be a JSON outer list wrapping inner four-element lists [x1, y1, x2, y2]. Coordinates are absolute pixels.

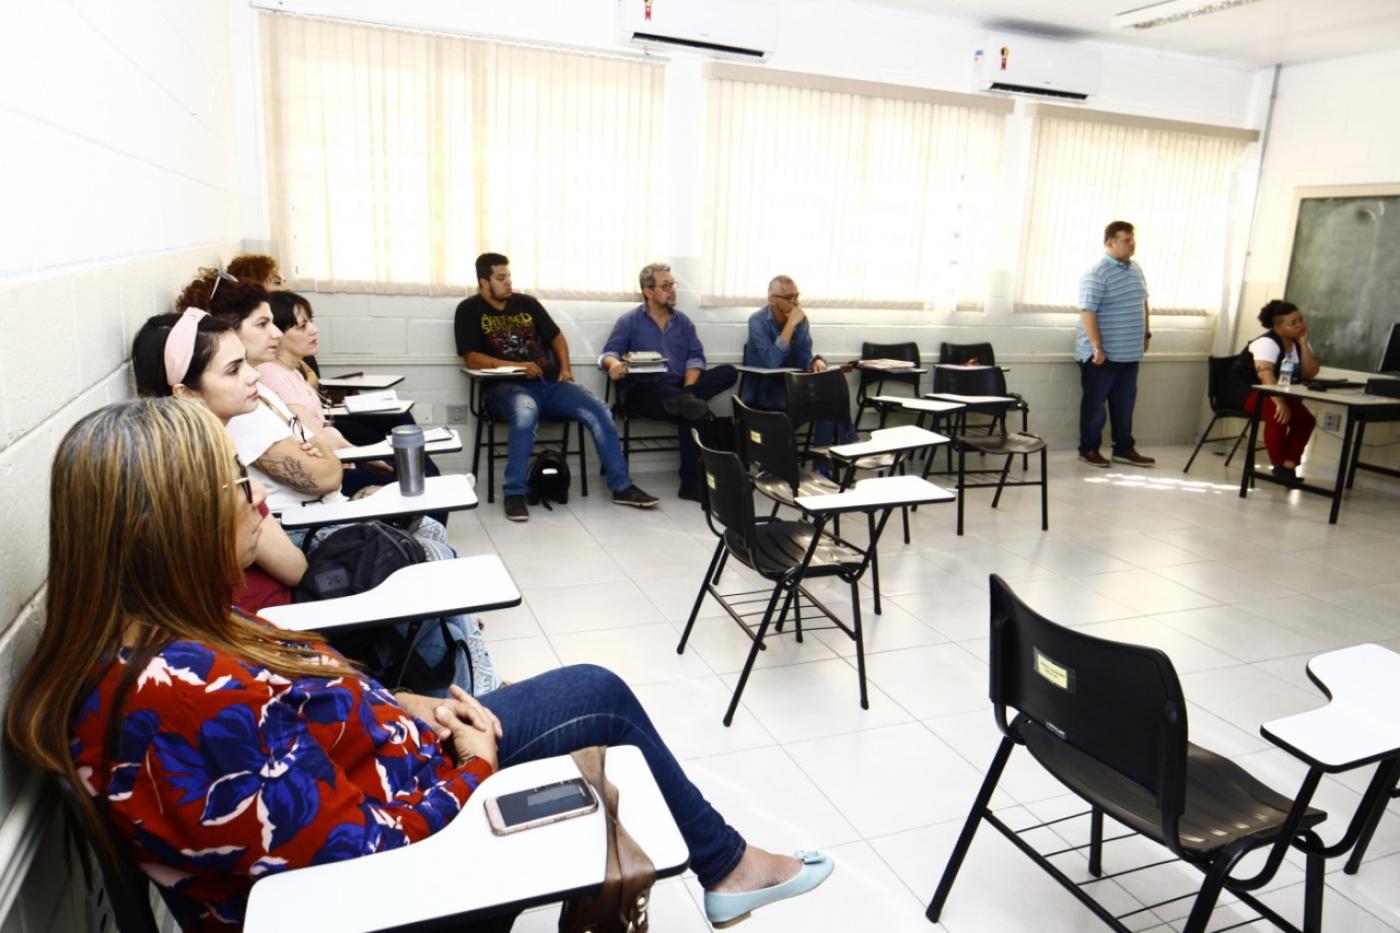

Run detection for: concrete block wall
[[0, 0, 243, 928]]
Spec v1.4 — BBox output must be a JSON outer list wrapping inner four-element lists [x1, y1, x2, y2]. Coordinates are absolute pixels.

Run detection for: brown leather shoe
[[1078, 450, 1110, 468], [1113, 449, 1156, 467]]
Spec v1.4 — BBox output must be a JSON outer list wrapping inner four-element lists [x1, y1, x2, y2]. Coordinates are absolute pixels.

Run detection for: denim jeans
[[283, 517, 500, 697], [479, 664, 747, 889], [487, 380, 632, 497], [1078, 360, 1139, 455], [623, 366, 739, 485]]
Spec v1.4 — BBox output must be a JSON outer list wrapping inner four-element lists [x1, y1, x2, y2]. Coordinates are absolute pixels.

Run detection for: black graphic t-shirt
[[454, 293, 562, 381]]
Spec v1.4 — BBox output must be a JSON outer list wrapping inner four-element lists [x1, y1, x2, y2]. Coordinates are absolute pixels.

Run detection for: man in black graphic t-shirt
[[455, 253, 656, 521]]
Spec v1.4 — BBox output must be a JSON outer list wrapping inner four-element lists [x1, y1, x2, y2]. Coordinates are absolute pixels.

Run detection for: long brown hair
[[4, 398, 354, 856]]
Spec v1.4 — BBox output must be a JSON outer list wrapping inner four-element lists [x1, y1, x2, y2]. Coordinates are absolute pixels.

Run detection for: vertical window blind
[[703, 73, 1007, 310], [259, 13, 665, 295], [1017, 115, 1251, 315]]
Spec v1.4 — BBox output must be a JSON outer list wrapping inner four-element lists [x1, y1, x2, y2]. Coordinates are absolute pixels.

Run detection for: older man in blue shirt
[[602, 262, 737, 500], [741, 275, 828, 410]]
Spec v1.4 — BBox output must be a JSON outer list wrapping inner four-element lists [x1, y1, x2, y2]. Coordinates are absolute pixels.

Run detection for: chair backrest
[[987, 575, 1187, 839], [57, 780, 161, 933], [932, 365, 1009, 397], [784, 369, 854, 434], [696, 432, 758, 549], [939, 342, 997, 366], [1206, 354, 1246, 414], [857, 341, 922, 395], [732, 398, 801, 490]]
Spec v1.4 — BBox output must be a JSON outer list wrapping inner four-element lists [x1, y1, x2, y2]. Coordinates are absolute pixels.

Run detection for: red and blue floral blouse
[[70, 633, 494, 930]]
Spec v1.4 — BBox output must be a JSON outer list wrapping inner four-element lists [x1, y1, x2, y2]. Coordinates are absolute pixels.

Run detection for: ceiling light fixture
[[1110, 0, 1267, 30]]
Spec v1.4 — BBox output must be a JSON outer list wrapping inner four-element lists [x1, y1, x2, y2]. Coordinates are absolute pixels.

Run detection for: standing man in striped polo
[[1075, 220, 1156, 468]]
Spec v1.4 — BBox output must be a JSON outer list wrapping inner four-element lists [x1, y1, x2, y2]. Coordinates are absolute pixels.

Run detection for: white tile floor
[[447, 445, 1400, 932]]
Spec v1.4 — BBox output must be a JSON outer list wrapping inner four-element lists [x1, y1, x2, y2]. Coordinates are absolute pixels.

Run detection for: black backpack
[[526, 448, 570, 509], [291, 521, 467, 693]]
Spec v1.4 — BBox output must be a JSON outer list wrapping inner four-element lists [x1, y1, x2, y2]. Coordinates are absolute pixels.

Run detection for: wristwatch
[[1144, 331, 1153, 338]]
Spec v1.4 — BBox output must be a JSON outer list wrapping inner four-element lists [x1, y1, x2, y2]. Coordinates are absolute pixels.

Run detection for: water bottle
[[1278, 358, 1296, 387], [390, 425, 426, 496]]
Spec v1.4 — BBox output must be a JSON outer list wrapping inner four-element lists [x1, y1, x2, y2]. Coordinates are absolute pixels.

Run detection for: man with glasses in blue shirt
[[1076, 221, 1156, 468], [601, 262, 737, 501]]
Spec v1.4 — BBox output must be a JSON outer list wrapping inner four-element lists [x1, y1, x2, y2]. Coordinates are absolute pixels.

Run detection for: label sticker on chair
[[1033, 648, 1076, 693], [749, 430, 762, 444], [706, 473, 716, 489]]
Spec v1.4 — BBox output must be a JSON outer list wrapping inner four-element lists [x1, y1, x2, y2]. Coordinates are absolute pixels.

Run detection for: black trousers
[[623, 366, 738, 485]]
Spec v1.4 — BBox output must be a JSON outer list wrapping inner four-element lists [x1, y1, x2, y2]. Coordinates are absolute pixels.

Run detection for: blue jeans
[[488, 381, 632, 496], [1079, 360, 1139, 455], [479, 664, 747, 889]]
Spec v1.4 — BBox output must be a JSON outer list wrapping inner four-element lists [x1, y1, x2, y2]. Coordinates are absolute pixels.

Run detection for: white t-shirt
[[1248, 335, 1299, 370], [226, 384, 345, 512]]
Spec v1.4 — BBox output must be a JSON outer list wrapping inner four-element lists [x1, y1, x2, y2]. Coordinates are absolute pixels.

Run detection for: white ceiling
[[853, 0, 1400, 65]]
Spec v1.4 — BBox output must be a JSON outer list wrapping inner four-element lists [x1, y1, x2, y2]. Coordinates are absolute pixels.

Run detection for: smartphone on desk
[[484, 777, 598, 836]]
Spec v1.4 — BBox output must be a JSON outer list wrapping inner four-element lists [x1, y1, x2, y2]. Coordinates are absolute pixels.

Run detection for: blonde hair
[[5, 398, 353, 860]]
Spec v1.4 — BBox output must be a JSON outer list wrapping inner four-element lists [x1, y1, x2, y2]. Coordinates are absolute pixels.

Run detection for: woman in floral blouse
[[4, 398, 831, 931]]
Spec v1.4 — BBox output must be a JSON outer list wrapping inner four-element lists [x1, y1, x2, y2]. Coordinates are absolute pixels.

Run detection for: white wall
[[0, 1, 244, 929], [260, 0, 1267, 462]]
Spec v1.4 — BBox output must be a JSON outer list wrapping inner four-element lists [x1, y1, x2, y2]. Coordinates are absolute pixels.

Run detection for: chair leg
[[576, 422, 589, 497], [956, 445, 966, 536], [901, 504, 911, 545], [990, 455, 1013, 509], [926, 735, 1017, 923], [471, 412, 485, 490], [1039, 447, 1048, 531], [868, 512, 882, 616], [1021, 407, 1030, 471], [678, 541, 725, 653], [1183, 415, 1220, 474], [1304, 831, 1326, 933], [1087, 807, 1104, 877], [1223, 418, 1249, 467], [850, 579, 868, 709], [1180, 854, 1235, 933], [1343, 758, 1400, 874], [724, 585, 785, 726], [486, 418, 497, 504], [711, 550, 730, 586]]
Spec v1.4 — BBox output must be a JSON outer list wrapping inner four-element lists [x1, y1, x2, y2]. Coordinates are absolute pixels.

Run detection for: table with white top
[[1261, 643, 1400, 877], [261, 556, 521, 634], [1239, 383, 1400, 523], [335, 429, 464, 463], [796, 474, 955, 514], [828, 424, 949, 465], [326, 400, 415, 418], [278, 474, 478, 529], [244, 745, 690, 933], [320, 373, 406, 391]]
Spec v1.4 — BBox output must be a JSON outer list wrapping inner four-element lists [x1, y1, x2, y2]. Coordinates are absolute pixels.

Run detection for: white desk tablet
[[320, 373, 406, 390], [797, 475, 955, 514], [924, 392, 1018, 406], [870, 395, 965, 415], [1261, 643, 1400, 771], [828, 425, 948, 460], [279, 475, 478, 528], [326, 400, 415, 418], [335, 429, 464, 463], [734, 364, 802, 375], [244, 746, 689, 933], [260, 556, 521, 633]]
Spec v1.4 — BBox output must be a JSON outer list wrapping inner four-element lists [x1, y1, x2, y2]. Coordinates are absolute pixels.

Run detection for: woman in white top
[[1238, 300, 1320, 483]]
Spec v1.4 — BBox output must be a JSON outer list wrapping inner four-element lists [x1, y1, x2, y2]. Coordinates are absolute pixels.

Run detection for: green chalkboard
[[1283, 194, 1400, 373]]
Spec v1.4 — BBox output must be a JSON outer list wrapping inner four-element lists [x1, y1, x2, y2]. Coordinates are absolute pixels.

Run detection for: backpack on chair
[[526, 448, 571, 509]]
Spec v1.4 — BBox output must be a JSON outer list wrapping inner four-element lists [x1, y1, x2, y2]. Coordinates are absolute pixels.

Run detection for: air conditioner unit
[[618, 0, 778, 61], [973, 34, 1102, 102]]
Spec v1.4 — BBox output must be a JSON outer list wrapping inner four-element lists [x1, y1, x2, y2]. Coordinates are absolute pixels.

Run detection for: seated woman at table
[[131, 312, 496, 697], [1224, 299, 1320, 484], [4, 397, 832, 932]]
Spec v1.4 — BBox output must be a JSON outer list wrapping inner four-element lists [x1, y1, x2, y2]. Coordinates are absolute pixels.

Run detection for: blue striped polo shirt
[[1075, 255, 1148, 363]]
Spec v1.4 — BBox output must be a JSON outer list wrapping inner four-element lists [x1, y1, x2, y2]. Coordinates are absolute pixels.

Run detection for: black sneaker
[[662, 394, 711, 421], [612, 485, 659, 509], [677, 482, 702, 503], [1271, 465, 1300, 486], [503, 494, 529, 522]]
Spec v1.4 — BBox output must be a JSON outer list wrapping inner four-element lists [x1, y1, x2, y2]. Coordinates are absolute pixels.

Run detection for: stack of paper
[[859, 358, 917, 370], [343, 390, 401, 413]]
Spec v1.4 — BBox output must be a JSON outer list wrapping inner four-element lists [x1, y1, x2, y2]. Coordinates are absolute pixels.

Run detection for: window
[[1017, 110, 1254, 315], [703, 66, 1009, 310], [259, 13, 665, 295]]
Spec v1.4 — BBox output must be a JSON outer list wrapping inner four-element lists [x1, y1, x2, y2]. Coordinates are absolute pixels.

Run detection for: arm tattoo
[[258, 455, 322, 492]]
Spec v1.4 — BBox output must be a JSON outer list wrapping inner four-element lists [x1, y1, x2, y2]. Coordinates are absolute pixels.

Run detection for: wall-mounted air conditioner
[[618, 0, 778, 61], [973, 33, 1102, 101]]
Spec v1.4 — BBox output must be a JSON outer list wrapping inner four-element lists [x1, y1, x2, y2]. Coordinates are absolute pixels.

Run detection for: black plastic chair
[[938, 341, 996, 366], [733, 398, 841, 508], [678, 434, 873, 726], [927, 576, 1330, 933], [602, 373, 683, 466], [855, 341, 922, 430], [1183, 355, 1258, 474], [467, 359, 589, 504]]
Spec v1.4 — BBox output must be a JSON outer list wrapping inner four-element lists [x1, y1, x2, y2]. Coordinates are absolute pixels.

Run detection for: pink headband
[[164, 308, 210, 387]]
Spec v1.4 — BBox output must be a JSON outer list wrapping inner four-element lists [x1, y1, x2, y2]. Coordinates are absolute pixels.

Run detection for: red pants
[[1244, 392, 1316, 466]]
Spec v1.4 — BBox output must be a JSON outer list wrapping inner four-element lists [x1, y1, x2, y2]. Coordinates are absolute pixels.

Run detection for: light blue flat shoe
[[703, 850, 834, 928]]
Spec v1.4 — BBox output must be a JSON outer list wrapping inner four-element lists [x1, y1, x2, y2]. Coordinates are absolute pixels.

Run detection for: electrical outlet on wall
[[446, 404, 471, 423], [1322, 412, 1342, 431]]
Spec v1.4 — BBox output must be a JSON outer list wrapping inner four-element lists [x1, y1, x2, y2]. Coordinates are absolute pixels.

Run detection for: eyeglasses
[[288, 414, 309, 444], [226, 456, 253, 505], [772, 292, 800, 303], [208, 270, 239, 304]]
